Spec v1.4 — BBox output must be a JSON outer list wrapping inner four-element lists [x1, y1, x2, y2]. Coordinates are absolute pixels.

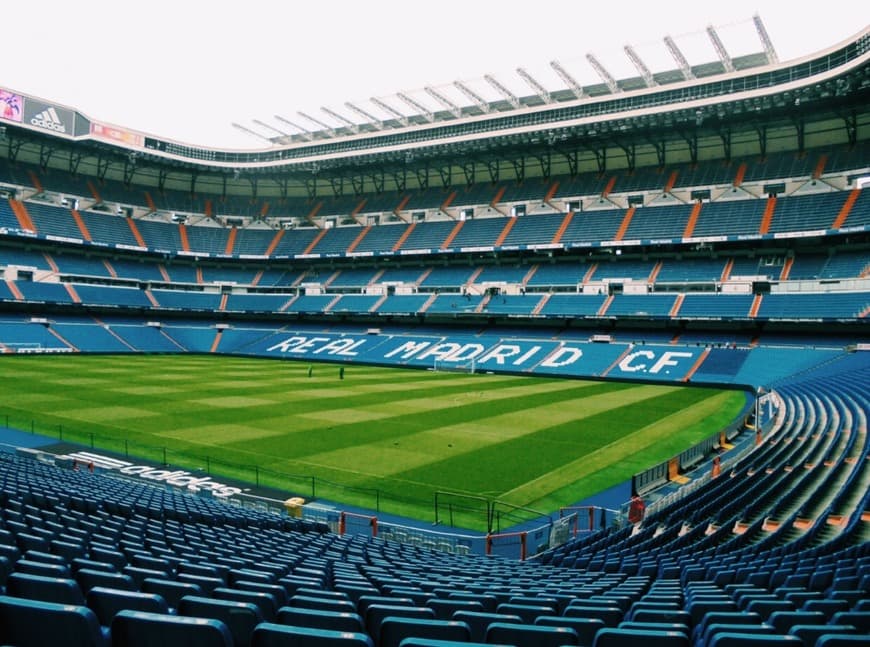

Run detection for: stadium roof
[[239, 16, 779, 146], [0, 23, 868, 199]]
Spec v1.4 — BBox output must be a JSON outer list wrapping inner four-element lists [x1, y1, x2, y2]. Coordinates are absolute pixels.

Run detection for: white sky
[[2, 0, 868, 150]]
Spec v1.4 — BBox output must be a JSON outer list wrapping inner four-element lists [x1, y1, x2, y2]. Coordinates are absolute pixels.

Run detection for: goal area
[[432, 357, 476, 374]]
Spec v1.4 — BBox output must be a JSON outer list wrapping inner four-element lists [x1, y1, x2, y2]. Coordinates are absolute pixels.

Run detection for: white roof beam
[[586, 53, 620, 93], [706, 25, 735, 72], [753, 13, 779, 64], [425, 86, 463, 118], [396, 92, 434, 122], [453, 80, 490, 113], [484, 74, 520, 108], [370, 97, 410, 126], [252, 119, 289, 137], [231, 123, 275, 144], [274, 115, 313, 140], [550, 60, 584, 99], [297, 111, 333, 133], [516, 67, 552, 103], [320, 106, 359, 133], [624, 45, 656, 87], [344, 102, 384, 129], [664, 35, 694, 80]]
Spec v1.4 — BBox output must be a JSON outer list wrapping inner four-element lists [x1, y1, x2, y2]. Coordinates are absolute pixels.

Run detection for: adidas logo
[[30, 106, 67, 133]]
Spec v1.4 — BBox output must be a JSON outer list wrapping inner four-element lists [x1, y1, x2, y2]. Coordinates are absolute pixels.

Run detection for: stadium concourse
[[0, 18, 868, 647]]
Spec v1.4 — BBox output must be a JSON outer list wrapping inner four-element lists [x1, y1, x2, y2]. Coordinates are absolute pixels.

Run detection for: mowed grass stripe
[[376, 386, 720, 498], [297, 383, 686, 481], [217, 380, 635, 461]]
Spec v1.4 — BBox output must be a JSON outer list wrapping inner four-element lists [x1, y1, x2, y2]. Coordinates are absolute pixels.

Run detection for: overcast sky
[[2, 0, 867, 149]]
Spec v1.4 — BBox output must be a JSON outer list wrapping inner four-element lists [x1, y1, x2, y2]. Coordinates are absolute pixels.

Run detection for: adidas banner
[[22, 99, 75, 135]]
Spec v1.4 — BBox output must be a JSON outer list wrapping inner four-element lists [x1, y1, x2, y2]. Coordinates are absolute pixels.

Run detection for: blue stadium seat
[[276, 605, 365, 633], [426, 597, 484, 619], [767, 610, 826, 634], [85, 586, 169, 627], [178, 595, 264, 647], [111, 609, 233, 647], [535, 615, 606, 645], [0, 594, 107, 647], [830, 611, 870, 633], [788, 625, 862, 645], [250, 622, 373, 646], [451, 610, 521, 642], [379, 616, 471, 647], [75, 567, 137, 593], [495, 602, 556, 623], [485, 621, 580, 646], [6, 571, 85, 605], [177, 572, 225, 595], [707, 633, 802, 646], [392, 640, 493, 647], [288, 593, 356, 613], [593, 627, 689, 647], [12, 558, 71, 578], [365, 604, 435, 645], [563, 604, 624, 627], [234, 580, 289, 607], [814, 635, 870, 646], [214, 586, 279, 621]]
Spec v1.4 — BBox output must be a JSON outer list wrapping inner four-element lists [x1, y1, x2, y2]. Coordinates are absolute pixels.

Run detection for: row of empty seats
[[1, 187, 868, 259], [3, 146, 867, 220], [1, 282, 867, 322]]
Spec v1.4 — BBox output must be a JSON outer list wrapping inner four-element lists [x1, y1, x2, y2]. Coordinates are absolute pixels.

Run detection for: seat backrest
[[708, 632, 803, 646], [111, 609, 232, 647], [535, 615, 606, 645], [250, 622, 372, 647], [177, 573, 224, 596], [803, 599, 850, 620], [379, 616, 470, 647], [141, 577, 202, 612], [788, 624, 860, 645], [486, 621, 579, 647], [768, 610, 826, 634], [86, 586, 168, 627], [287, 594, 356, 614], [813, 634, 870, 646], [6, 572, 85, 605], [593, 627, 689, 647], [178, 595, 263, 647], [0, 594, 105, 647], [495, 602, 556, 623], [829, 611, 870, 633], [13, 559, 71, 578], [451, 610, 521, 642], [275, 605, 364, 633], [234, 580, 288, 607], [365, 604, 434, 645], [214, 587, 278, 622], [563, 604, 624, 627], [426, 598, 483, 620], [76, 568, 137, 593]]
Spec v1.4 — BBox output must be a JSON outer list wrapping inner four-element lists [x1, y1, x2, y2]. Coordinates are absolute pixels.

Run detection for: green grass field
[[0, 354, 747, 530]]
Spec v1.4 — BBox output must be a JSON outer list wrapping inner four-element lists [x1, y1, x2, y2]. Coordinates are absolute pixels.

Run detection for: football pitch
[[0, 354, 747, 530]]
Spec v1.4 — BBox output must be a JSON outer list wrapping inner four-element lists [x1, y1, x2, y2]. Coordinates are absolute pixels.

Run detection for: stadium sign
[[0, 89, 23, 122], [616, 350, 696, 376], [63, 450, 243, 498], [23, 99, 75, 135], [260, 332, 712, 382]]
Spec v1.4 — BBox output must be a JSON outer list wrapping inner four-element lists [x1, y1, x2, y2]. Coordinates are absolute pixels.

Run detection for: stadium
[[0, 10, 867, 647]]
